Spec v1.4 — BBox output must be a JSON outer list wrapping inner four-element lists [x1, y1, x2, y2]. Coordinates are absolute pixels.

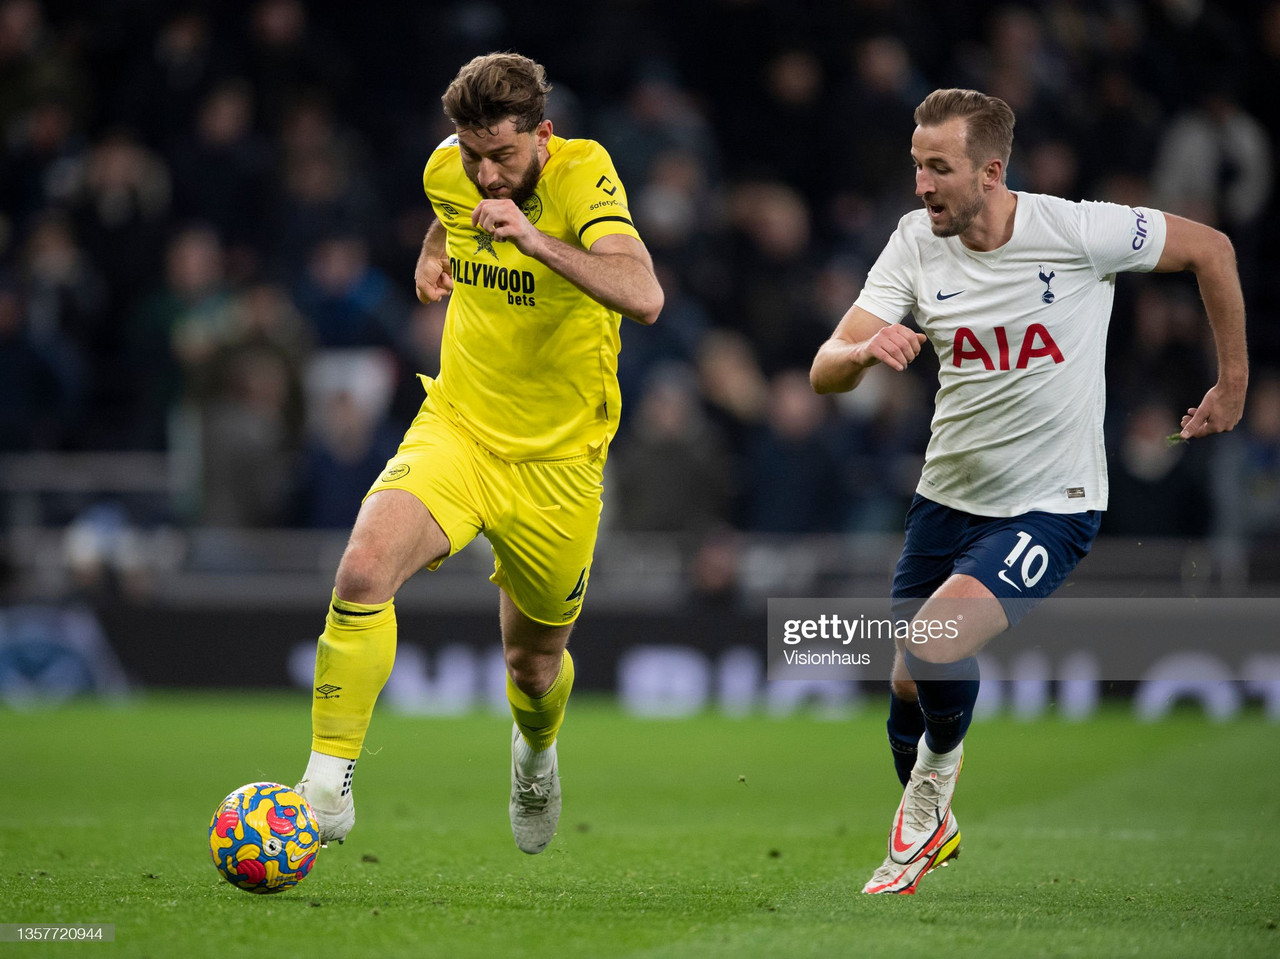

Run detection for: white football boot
[[888, 737, 964, 865], [509, 723, 561, 855], [862, 810, 961, 895]]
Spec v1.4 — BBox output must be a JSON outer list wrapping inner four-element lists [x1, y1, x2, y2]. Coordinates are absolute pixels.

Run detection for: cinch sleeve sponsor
[[1078, 201, 1166, 278], [556, 143, 641, 249]]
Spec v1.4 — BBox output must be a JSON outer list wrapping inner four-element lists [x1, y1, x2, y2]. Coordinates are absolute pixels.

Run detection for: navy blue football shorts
[[890, 493, 1102, 627]]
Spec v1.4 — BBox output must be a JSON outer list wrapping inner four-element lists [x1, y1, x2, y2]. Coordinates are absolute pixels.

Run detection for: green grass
[[4, 695, 1279, 958]]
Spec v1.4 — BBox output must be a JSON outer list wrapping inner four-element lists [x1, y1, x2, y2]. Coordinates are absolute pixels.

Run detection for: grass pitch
[[5, 694, 1278, 958]]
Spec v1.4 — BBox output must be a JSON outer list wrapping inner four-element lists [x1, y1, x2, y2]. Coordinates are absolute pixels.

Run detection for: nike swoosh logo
[[936, 290, 964, 300], [997, 569, 1023, 592], [891, 806, 944, 856]]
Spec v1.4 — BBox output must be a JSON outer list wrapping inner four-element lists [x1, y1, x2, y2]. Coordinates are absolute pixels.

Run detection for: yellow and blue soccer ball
[[208, 782, 319, 894]]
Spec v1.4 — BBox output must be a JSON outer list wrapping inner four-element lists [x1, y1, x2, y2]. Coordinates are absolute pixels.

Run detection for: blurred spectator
[[957, 5, 1075, 146], [633, 148, 719, 264], [127, 225, 234, 447], [231, 280, 312, 365], [198, 348, 297, 527], [71, 132, 171, 332], [0, 0, 85, 131], [832, 35, 925, 203], [1213, 375, 1280, 583], [1102, 398, 1211, 538], [294, 348, 398, 528], [1019, 138, 1081, 200], [1079, 65, 1163, 194], [168, 79, 272, 264], [62, 501, 148, 600], [220, 281, 312, 439], [740, 369, 846, 533], [1138, 0, 1246, 113], [1152, 87, 1272, 232], [831, 364, 932, 532], [687, 528, 743, 609], [269, 140, 381, 283], [387, 298, 445, 427], [293, 233, 409, 349], [277, 93, 374, 184], [294, 387, 399, 529], [616, 263, 709, 417], [241, 0, 353, 134], [0, 278, 67, 449], [594, 62, 718, 191], [113, 10, 227, 150], [723, 180, 830, 372], [19, 211, 103, 425], [632, 148, 732, 335], [1246, 2, 1280, 142], [1, 97, 84, 227], [1107, 283, 1212, 427], [610, 363, 730, 536], [725, 47, 830, 205], [1151, 86, 1272, 304], [695, 327, 768, 461]]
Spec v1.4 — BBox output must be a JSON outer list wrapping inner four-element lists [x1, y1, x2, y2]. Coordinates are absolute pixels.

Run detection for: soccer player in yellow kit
[[295, 52, 663, 855]]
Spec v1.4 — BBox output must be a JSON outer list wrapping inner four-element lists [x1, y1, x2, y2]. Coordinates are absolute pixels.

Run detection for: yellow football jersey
[[422, 134, 642, 461]]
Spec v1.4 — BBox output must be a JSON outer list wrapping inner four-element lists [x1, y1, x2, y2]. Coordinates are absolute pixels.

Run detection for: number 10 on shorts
[[1001, 530, 1048, 590]]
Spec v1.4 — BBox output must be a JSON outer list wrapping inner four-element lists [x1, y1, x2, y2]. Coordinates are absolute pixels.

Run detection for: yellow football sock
[[508, 649, 574, 752], [311, 590, 396, 760]]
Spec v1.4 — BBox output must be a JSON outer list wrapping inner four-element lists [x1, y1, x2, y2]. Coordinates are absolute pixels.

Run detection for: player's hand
[[855, 326, 928, 372], [1179, 382, 1246, 439], [472, 199, 539, 253], [415, 254, 453, 303]]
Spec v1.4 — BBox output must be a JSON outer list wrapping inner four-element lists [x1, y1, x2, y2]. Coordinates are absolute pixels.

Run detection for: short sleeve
[[1078, 201, 1166, 278], [853, 217, 919, 324], [553, 142, 642, 248]]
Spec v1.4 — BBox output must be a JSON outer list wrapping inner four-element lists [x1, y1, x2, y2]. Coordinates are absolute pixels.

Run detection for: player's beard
[[929, 184, 985, 238], [476, 153, 542, 208]]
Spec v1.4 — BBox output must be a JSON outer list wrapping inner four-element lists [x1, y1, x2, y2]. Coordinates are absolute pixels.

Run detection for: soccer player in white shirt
[[810, 88, 1248, 895]]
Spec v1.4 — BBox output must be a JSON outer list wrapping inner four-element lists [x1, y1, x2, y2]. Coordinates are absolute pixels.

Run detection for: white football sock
[[301, 751, 356, 803], [916, 735, 962, 772], [514, 732, 556, 777]]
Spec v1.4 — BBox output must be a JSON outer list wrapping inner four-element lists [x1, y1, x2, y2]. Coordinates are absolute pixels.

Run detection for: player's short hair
[[442, 52, 551, 134], [914, 88, 1016, 173]]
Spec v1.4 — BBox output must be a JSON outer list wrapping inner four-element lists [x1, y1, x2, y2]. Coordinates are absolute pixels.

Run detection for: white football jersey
[[855, 192, 1167, 516]]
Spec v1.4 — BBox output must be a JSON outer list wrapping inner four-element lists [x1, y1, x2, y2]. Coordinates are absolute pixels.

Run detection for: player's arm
[[810, 305, 927, 394], [1153, 213, 1248, 438], [414, 219, 454, 303], [471, 199, 663, 325]]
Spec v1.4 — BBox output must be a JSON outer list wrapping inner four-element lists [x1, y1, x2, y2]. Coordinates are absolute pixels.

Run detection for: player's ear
[[982, 157, 1003, 191], [535, 118, 553, 149]]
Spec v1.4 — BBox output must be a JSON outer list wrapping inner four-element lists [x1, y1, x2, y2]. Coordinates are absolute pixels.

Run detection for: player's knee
[[891, 676, 919, 701], [505, 647, 560, 699], [334, 545, 396, 604]]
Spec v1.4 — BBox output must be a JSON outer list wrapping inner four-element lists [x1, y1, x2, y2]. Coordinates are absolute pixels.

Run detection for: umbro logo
[[936, 289, 964, 300], [315, 684, 342, 699]]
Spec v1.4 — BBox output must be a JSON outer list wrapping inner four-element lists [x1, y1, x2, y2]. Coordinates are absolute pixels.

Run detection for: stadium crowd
[[1, 0, 1278, 574]]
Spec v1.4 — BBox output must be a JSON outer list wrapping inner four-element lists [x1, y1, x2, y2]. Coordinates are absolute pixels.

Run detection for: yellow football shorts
[[365, 390, 604, 626]]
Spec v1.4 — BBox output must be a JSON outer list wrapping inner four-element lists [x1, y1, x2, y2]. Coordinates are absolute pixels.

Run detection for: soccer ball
[[208, 782, 320, 894]]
